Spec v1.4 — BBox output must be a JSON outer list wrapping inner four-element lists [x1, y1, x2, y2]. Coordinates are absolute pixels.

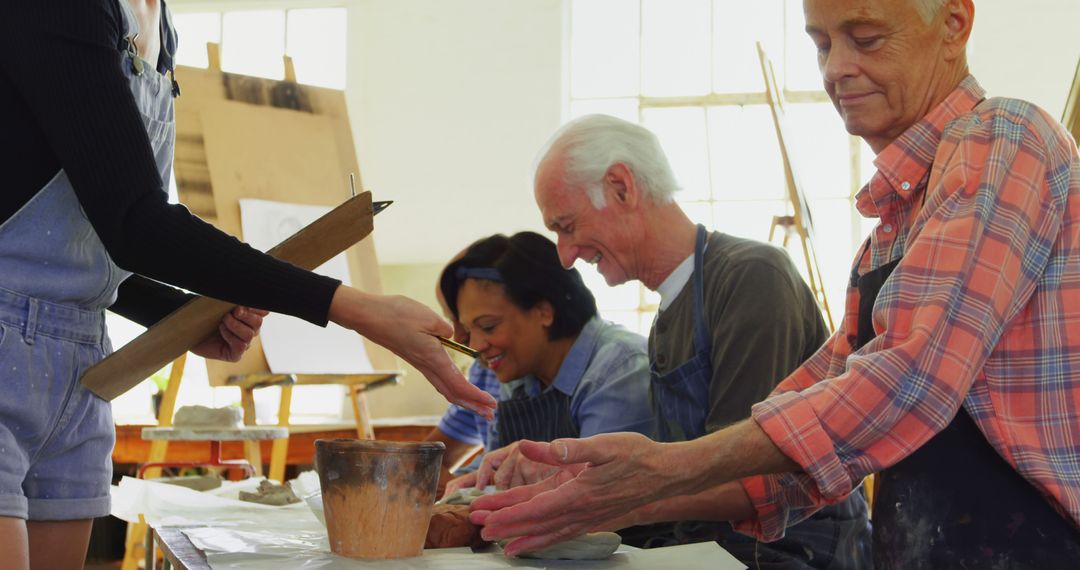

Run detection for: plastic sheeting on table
[[111, 476, 745, 569], [183, 530, 742, 570]]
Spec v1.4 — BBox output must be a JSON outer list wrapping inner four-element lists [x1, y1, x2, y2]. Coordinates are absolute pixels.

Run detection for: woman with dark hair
[[438, 232, 655, 494]]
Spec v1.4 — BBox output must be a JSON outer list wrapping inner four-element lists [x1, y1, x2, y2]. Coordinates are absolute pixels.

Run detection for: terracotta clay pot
[[314, 438, 445, 559]]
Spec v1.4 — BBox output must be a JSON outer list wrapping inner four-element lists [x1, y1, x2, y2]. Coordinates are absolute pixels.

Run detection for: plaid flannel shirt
[[735, 76, 1080, 541]]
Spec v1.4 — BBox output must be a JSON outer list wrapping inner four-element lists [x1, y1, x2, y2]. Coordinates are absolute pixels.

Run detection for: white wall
[[346, 0, 563, 266], [968, 0, 1080, 119]]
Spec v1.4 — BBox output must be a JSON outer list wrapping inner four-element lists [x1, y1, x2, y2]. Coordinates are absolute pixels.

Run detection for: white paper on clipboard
[[239, 198, 373, 374]]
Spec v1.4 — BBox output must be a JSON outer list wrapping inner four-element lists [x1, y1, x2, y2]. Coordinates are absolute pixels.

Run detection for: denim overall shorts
[[0, 0, 176, 520]]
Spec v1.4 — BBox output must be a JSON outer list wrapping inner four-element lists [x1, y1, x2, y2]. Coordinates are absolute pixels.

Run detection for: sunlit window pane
[[569, 98, 640, 122], [807, 197, 857, 326], [570, 0, 640, 98], [642, 107, 711, 201], [576, 261, 641, 311], [603, 310, 645, 335], [707, 105, 785, 201], [785, 103, 851, 199], [642, 0, 710, 96], [681, 200, 714, 230], [713, 0, 783, 93], [286, 8, 347, 89], [859, 140, 879, 237], [784, 0, 823, 91], [222, 10, 285, 80], [713, 199, 786, 242], [568, 0, 861, 335], [859, 139, 877, 188], [173, 12, 221, 68], [638, 311, 657, 335], [643, 287, 660, 307]]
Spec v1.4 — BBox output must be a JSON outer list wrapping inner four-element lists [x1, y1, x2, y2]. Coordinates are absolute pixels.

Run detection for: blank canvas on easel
[[239, 198, 374, 375], [172, 63, 398, 386]]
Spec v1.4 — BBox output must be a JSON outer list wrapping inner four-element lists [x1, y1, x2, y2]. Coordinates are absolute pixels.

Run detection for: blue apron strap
[[690, 225, 711, 357]]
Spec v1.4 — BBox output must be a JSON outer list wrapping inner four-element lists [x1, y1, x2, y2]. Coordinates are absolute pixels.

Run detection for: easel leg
[[351, 385, 375, 440], [268, 385, 293, 483], [240, 388, 263, 476], [144, 355, 186, 480]]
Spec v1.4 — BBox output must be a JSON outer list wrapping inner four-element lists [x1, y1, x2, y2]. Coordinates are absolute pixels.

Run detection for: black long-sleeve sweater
[[0, 0, 340, 327]]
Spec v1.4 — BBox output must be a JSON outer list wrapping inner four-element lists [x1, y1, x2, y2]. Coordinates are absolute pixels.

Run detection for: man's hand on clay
[[470, 432, 683, 557]]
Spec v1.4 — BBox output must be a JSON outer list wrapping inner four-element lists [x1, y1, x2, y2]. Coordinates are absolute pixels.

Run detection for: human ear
[[537, 300, 555, 328], [941, 0, 974, 61], [603, 163, 640, 208]]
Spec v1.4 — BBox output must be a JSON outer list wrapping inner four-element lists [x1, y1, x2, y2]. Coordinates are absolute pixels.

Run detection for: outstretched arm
[[470, 421, 795, 556]]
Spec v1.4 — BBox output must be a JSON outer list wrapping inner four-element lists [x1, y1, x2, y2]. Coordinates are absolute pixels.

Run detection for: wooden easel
[[118, 47, 401, 567], [174, 46, 402, 480], [1063, 57, 1080, 143], [756, 42, 835, 331]]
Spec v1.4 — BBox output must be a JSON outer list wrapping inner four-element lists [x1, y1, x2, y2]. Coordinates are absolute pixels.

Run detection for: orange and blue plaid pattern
[[736, 76, 1080, 541]]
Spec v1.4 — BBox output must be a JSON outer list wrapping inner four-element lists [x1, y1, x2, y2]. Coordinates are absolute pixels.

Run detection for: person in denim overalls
[[0, 3, 193, 567], [0, 1, 498, 567]]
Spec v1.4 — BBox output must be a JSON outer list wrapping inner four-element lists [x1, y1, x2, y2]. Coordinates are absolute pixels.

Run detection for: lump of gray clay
[[239, 480, 301, 506], [156, 474, 223, 492], [438, 485, 496, 506], [173, 405, 243, 429], [500, 531, 621, 560]]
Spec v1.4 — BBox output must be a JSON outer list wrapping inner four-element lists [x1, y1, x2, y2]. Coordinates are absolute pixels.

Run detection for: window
[[567, 0, 877, 336], [172, 7, 347, 89], [110, 6, 350, 424]]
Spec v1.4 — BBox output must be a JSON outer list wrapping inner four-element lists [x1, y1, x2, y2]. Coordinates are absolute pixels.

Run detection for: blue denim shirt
[[491, 317, 655, 444]]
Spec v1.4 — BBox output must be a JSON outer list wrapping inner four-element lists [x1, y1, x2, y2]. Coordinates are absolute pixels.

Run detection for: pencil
[[436, 336, 479, 359]]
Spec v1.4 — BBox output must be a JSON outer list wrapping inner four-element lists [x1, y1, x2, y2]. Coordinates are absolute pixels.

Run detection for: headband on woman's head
[[455, 266, 504, 283]]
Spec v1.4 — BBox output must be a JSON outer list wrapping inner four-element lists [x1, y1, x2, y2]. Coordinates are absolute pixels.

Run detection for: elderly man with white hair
[[525, 111, 873, 568], [472, 0, 1080, 568]]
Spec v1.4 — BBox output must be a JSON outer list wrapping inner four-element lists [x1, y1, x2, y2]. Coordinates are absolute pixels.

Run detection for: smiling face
[[804, 0, 971, 152], [534, 157, 642, 287], [456, 279, 554, 383]]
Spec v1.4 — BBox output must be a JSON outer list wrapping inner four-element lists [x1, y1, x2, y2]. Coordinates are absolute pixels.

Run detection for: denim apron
[[650, 224, 712, 442], [634, 225, 871, 569], [852, 241, 1080, 568], [0, 0, 177, 520], [489, 384, 579, 450]]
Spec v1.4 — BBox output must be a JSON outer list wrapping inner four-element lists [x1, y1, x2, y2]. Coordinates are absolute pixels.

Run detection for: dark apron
[[851, 242, 1080, 569], [490, 383, 579, 449], [650, 224, 713, 442], [631, 225, 871, 569]]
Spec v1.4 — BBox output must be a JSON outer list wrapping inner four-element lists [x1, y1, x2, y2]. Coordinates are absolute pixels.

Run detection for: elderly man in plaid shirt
[[472, 0, 1080, 567]]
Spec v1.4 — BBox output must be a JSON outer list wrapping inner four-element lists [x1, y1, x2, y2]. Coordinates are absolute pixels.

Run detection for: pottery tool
[[436, 336, 479, 359]]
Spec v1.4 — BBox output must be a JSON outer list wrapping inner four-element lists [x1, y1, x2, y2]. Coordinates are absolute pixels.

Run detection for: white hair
[[534, 114, 679, 208], [913, 0, 946, 23]]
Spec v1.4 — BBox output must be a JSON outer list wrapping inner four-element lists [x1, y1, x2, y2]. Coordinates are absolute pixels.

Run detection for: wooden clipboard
[[81, 192, 385, 401]]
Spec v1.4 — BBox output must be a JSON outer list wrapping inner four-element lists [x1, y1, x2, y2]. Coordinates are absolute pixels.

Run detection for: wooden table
[[152, 527, 210, 570]]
